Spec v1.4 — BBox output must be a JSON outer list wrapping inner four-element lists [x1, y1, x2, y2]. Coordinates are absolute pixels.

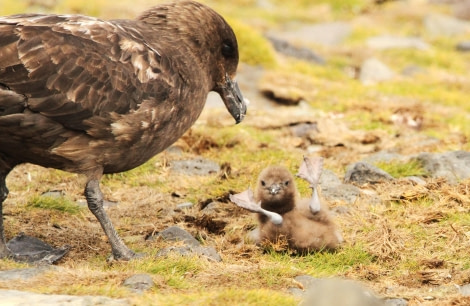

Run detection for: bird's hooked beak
[[269, 184, 281, 195], [218, 73, 247, 124]]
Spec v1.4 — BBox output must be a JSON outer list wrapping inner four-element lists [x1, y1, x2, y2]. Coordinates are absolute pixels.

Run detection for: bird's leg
[[85, 179, 135, 260], [0, 173, 12, 259]]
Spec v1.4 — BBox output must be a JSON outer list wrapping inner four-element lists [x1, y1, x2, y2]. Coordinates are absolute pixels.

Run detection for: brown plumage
[[254, 165, 342, 252], [0, 0, 246, 260]]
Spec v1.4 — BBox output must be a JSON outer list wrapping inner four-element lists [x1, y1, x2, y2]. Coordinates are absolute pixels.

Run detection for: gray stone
[[122, 274, 154, 293], [322, 182, 361, 205], [367, 36, 429, 50], [404, 176, 426, 185], [266, 36, 325, 64], [319, 169, 343, 186], [170, 157, 220, 176], [318, 169, 361, 204], [414, 151, 470, 184], [344, 162, 394, 185], [300, 278, 384, 306], [289, 122, 319, 138], [151, 226, 222, 262], [458, 283, 470, 296], [359, 58, 394, 85], [287, 287, 305, 297], [151, 226, 200, 247], [7, 234, 69, 264], [0, 289, 128, 306], [201, 202, 223, 215], [176, 202, 194, 210], [268, 22, 352, 46], [384, 298, 408, 306], [156, 245, 222, 262], [0, 266, 53, 281], [424, 14, 470, 36], [456, 41, 470, 51], [294, 275, 319, 289]]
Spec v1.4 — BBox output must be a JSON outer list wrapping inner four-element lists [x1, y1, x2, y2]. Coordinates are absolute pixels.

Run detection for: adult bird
[[0, 0, 246, 261]]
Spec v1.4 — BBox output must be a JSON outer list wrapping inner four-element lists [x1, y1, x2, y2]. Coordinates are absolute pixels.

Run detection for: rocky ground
[[2, 0, 470, 305]]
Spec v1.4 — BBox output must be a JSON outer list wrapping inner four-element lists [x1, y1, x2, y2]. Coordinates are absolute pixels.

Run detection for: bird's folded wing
[[0, 14, 173, 130]]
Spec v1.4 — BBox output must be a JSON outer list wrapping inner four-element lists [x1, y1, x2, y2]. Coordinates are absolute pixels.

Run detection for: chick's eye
[[222, 41, 235, 57], [284, 181, 289, 186], [261, 180, 266, 186]]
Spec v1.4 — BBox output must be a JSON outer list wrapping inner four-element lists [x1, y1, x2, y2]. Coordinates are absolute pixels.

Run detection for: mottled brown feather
[[0, 1, 240, 174]]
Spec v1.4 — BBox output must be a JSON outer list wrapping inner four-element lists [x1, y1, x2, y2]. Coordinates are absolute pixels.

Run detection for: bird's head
[[256, 166, 297, 214], [138, 1, 247, 124]]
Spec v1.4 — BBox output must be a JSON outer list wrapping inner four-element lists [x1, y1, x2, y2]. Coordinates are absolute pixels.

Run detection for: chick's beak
[[218, 73, 247, 124], [269, 184, 281, 195]]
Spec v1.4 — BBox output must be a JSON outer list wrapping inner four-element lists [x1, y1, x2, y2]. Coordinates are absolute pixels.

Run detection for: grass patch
[[27, 195, 82, 214], [226, 18, 277, 68], [374, 159, 428, 178]]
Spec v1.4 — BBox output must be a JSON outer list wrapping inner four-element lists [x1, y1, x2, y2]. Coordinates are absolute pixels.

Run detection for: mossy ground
[[1, 0, 470, 305]]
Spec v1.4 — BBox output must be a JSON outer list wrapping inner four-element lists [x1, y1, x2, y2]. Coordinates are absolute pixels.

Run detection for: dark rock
[[150, 226, 200, 247], [266, 36, 325, 64], [289, 122, 319, 138], [122, 274, 154, 293], [456, 41, 470, 51], [344, 162, 394, 185], [318, 169, 361, 205], [6, 233, 69, 264], [414, 151, 470, 184], [170, 157, 220, 176]]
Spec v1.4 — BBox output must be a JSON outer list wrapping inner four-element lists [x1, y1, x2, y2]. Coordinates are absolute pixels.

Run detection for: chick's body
[[255, 166, 341, 252]]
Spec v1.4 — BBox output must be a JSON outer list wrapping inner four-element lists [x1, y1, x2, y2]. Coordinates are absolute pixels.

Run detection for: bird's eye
[[221, 41, 235, 58], [284, 181, 289, 186], [261, 180, 266, 186]]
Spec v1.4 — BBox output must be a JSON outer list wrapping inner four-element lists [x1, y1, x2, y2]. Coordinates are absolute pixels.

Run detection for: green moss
[[226, 18, 277, 68], [27, 195, 82, 214], [374, 159, 427, 178]]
